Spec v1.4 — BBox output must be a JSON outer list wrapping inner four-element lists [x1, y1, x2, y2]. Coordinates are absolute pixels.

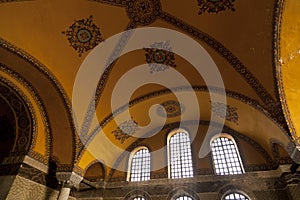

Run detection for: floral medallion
[[211, 101, 239, 125], [157, 100, 184, 118], [126, 0, 161, 25], [62, 16, 103, 56], [144, 41, 176, 73], [111, 118, 139, 144]]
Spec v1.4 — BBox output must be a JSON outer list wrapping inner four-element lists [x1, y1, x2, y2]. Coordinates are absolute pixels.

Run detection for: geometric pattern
[[125, 0, 161, 25], [0, 81, 32, 154], [129, 148, 150, 181], [224, 193, 249, 200], [5, 176, 62, 200], [211, 137, 244, 175], [133, 198, 145, 200], [111, 118, 139, 143], [157, 100, 183, 118], [169, 132, 193, 179], [176, 197, 193, 200], [144, 40, 176, 73], [211, 102, 239, 125], [197, 0, 236, 15], [62, 15, 103, 57]]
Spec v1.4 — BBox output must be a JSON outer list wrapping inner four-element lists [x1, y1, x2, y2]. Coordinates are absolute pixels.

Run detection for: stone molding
[[23, 155, 49, 173], [56, 172, 83, 189]]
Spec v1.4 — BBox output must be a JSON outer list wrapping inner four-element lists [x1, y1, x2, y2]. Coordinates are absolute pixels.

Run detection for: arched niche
[[0, 80, 33, 164]]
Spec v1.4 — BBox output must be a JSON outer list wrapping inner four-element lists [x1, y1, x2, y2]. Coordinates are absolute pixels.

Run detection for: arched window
[[168, 129, 194, 179], [211, 134, 244, 175], [176, 196, 193, 200], [133, 197, 145, 200], [128, 147, 150, 182], [224, 192, 250, 200]]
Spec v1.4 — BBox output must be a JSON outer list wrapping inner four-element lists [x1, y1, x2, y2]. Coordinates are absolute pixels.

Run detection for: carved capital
[[287, 143, 300, 164], [56, 172, 83, 189]]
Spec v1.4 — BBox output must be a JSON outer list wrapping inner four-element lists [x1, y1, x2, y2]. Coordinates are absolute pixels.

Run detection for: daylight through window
[[129, 147, 150, 181], [176, 196, 193, 200], [211, 136, 244, 175], [169, 131, 193, 179], [133, 197, 145, 200], [224, 193, 249, 200]]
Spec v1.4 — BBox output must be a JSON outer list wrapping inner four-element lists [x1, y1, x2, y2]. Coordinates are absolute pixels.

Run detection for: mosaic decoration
[[76, 1, 291, 164], [144, 40, 176, 73], [80, 85, 283, 163], [108, 120, 278, 182], [1, 65, 52, 166], [0, 40, 76, 168], [273, 0, 298, 144], [62, 16, 103, 56], [111, 118, 139, 143], [6, 175, 61, 200], [0, 81, 33, 153], [126, 0, 161, 25], [157, 100, 184, 118], [197, 0, 236, 14], [211, 102, 238, 125]]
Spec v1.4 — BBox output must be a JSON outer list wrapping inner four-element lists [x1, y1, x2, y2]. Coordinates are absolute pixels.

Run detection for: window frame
[[210, 133, 245, 175], [127, 146, 151, 182], [167, 128, 194, 179], [222, 191, 251, 200], [175, 195, 194, 200], [131, 197, 146, 200]]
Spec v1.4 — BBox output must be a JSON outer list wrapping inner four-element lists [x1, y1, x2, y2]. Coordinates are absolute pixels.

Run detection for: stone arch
[[0, 39, 76, 169]]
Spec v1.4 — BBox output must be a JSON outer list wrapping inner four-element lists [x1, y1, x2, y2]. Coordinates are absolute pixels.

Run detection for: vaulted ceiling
[[0, 0, 299, 181]]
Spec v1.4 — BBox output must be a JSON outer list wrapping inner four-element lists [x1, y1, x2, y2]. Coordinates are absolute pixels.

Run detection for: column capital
[[56, 171, 83, 189]]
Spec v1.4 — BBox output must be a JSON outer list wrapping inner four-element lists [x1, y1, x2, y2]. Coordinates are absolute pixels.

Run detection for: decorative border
[[74, 2, 291, 168], [107, 120, 278, 182], [0, 64, 51, 165], [157, 11, 277, 111], [79, 21, 137, 139], [87, 0, 286, 130], [88, 0, 127, 7], [0, 78, 34, 158], [0, 38, 77, 169], [77, 85, 290, 169], [197, 0, 236, 15], [273, 1, 298, 145]]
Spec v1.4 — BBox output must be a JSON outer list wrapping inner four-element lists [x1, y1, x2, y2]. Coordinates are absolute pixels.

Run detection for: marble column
[[56, 172, 83, 200], [57, 181, 72, 200]]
